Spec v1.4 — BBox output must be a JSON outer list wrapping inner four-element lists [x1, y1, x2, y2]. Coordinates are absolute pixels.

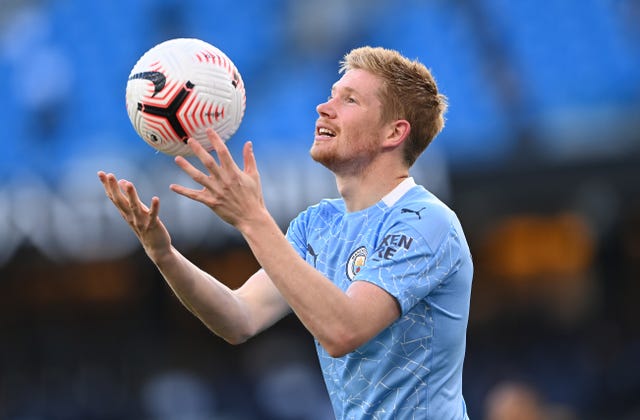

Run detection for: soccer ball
[[125, 38, 246, 156]]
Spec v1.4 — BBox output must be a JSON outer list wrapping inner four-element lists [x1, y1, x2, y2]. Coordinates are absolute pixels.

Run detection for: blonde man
[[99, 46, 472, 419]]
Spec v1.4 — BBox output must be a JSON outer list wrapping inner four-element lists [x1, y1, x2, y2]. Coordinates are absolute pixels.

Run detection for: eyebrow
[[331, 85, 359, 96]]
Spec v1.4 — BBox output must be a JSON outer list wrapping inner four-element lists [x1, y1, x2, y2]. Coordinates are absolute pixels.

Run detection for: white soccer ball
[[126, 38, 246, 156]]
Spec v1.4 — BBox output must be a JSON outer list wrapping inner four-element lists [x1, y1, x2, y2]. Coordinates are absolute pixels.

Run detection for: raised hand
[[170, 128, 266, 232], [97, 171, 172, 261]]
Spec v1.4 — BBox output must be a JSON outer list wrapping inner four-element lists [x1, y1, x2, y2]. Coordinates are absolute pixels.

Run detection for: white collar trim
[[381, 177, 416, 207]]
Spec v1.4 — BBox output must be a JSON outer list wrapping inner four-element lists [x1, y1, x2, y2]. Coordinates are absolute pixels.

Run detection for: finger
[[98, 170, 116, 202], [103, 173, 131, 211], [186, 137, 223, 176], [243, 141, 258, 176], [120, 179, 149, 213], [186, 136, 214, 161], [185, 138, 224, 179], [147, 196, 161, 227], [169, 183, 205, 202], [175, 153, 216, 186], [205, 127, 223, 148], [205, 128, 239, 171], [148, 196, 160, 217], [97, 171, 112, 196], [100, 174, 142, 226], [98, 171, 114, 195]]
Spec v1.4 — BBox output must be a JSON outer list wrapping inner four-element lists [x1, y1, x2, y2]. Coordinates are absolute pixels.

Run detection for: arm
[[171, 130, 400, 357], [243, 212, 401, 357], [97, 171, 290, 344], [154, 249, 290, 344]]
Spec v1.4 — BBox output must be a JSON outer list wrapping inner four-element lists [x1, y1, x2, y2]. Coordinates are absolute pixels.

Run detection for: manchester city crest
[[346, 246, 368, 281]]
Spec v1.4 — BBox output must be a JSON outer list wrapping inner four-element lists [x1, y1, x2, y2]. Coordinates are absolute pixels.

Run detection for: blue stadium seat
[[479, 0, 640, 109], [238, 57, 337, 156], [179, 0, 288, 82]]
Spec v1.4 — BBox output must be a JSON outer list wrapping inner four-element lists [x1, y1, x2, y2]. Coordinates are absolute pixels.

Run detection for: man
[[99, 46, 473, 419]]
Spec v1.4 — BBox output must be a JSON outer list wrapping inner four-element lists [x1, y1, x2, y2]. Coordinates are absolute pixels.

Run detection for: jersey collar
[[381, 177, 416, 207]]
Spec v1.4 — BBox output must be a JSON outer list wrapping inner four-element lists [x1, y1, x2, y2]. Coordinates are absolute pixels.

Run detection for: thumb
[[243, 141, 258, 176]]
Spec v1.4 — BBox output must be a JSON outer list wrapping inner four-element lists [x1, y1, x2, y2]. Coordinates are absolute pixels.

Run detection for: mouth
[[315, 126, 337, 139]]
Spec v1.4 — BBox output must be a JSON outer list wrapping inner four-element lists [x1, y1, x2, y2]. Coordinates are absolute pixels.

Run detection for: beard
[[309, 142, 336, 168], [310, 137, 378, 176]]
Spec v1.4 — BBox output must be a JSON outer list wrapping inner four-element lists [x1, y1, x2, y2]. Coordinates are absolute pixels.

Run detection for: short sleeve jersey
[[285, 178, 473, 420]]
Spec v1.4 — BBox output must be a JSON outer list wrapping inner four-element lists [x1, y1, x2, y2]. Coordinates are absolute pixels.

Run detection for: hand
[[170, 128, 265, 231], [97, 171, 172, 261]]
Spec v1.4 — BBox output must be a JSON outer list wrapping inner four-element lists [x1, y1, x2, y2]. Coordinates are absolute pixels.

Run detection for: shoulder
[[390, 185, 457, 225], [301, 197, 344, 217], [386, 186, 464, 250], [291, 198, 345, 226]]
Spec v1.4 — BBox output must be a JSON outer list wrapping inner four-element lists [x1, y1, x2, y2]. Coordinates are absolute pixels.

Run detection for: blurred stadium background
[[1, 0, 639, 418]]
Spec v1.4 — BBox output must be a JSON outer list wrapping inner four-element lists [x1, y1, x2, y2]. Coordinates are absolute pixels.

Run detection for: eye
[[346, 96, 357, 104]]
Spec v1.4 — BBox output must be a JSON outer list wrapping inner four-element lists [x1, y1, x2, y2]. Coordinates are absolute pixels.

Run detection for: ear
[[382, 119, 411, 148]]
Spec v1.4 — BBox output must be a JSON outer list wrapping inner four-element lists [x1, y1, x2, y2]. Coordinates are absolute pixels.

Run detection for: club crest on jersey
[[346, 246, 368, 281]]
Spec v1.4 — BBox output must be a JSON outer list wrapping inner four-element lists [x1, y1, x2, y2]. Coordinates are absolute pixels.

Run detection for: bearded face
[[311, 69, 388, 176]]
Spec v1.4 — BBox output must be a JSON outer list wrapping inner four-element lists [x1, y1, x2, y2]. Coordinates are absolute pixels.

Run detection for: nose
[[316, 98, 335, 118]]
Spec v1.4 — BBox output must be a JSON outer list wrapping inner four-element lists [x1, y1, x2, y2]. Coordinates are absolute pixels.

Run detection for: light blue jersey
[[286, 178, 472, 420]]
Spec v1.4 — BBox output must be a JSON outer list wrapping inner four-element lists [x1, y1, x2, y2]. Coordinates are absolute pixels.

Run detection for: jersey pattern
[[286, 178, 472, 420]]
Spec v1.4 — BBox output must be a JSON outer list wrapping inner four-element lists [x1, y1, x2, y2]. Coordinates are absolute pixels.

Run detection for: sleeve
[[354, 222, 464, 315], [285, 211, 309, 260]]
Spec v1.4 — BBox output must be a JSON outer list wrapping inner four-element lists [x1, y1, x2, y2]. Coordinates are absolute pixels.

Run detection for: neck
[[335, 164, 409, 212]]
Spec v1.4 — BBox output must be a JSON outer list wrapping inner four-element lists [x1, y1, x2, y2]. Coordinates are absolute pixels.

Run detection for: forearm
[[150, 246, 253, 344], [239, 210, 360, 354]]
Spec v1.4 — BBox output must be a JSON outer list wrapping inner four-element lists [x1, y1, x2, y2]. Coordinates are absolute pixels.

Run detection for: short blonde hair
[[340, 46, 448, 167]]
